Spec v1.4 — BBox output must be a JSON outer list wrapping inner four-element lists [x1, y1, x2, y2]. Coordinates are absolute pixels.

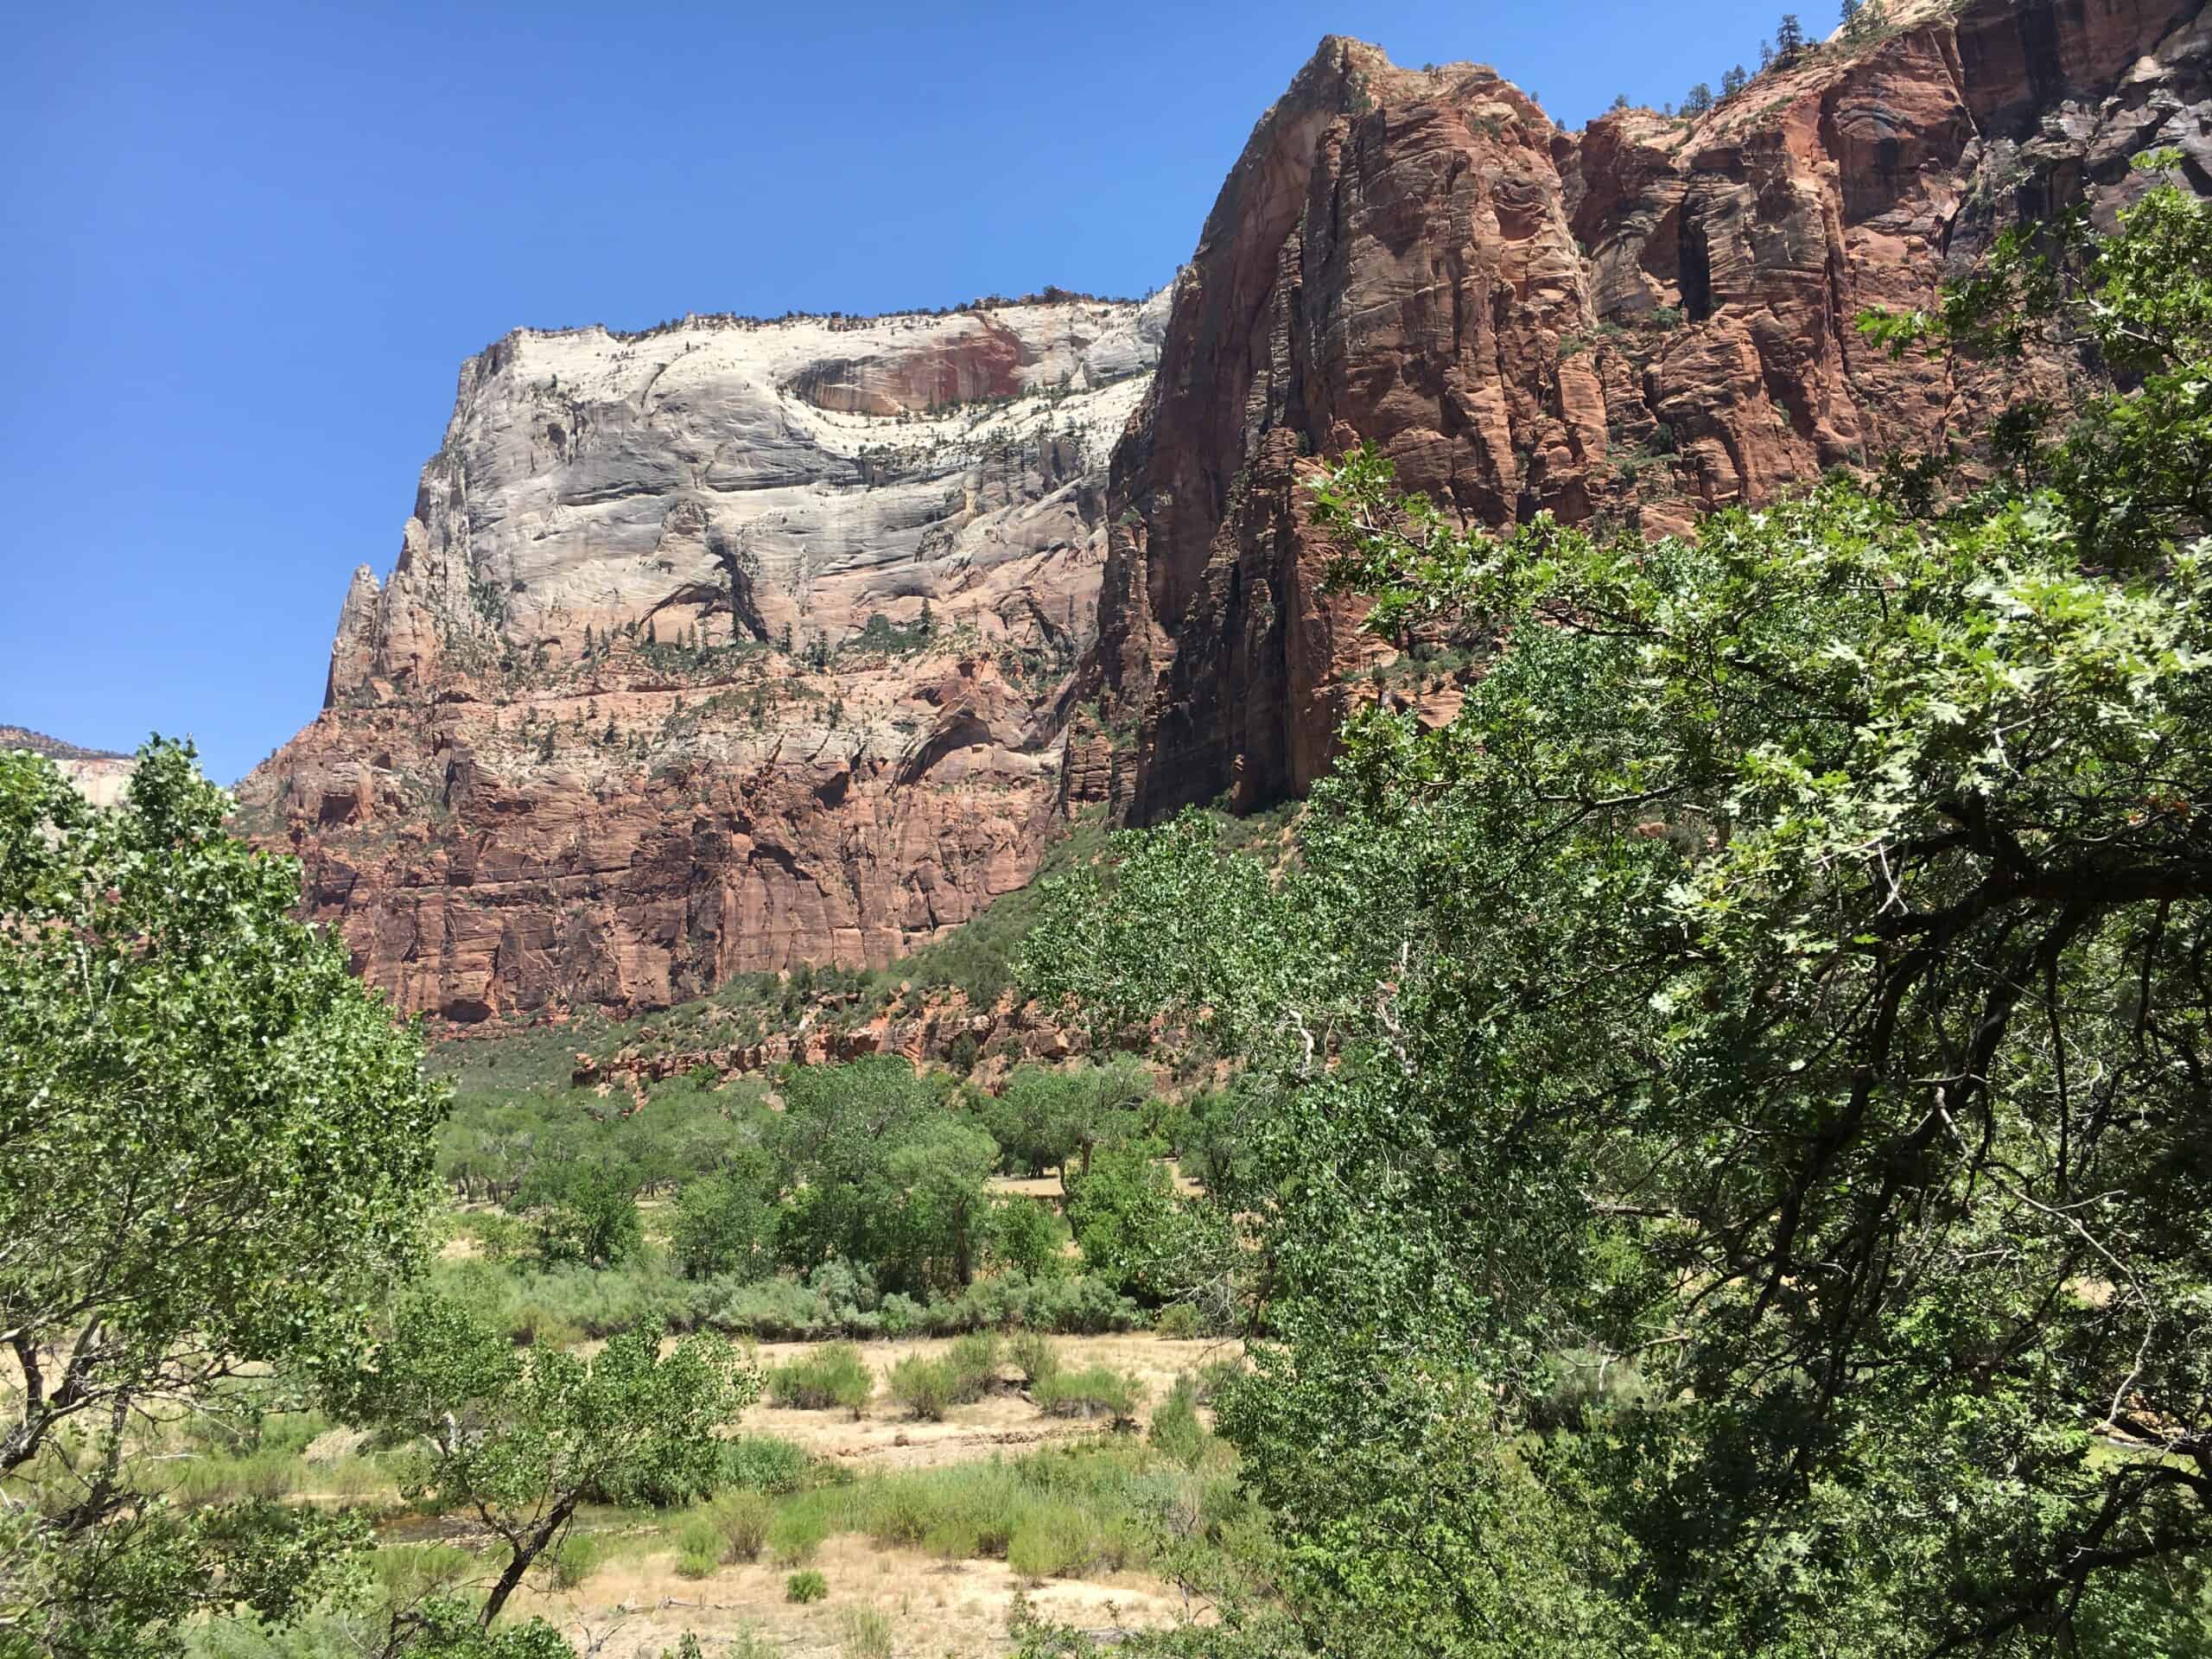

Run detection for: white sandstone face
[[334, 291, 1170, 700]]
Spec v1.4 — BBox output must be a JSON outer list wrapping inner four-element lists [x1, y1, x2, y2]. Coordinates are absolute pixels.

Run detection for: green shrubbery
[[766, 1343, 874, 1414], [1033, 1367, 1144, 1425], [887, 1356, 956, 1421]]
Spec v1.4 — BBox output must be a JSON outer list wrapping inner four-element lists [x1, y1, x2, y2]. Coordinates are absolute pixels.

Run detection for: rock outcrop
[[3, 727, 137, 808], [240, 297, 1166, 1020], [1083, 0, 2212, 824], [251, 0, 2210, 1020]]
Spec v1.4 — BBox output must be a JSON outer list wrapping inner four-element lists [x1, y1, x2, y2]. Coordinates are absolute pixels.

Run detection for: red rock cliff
[[239, 298, 1167, 1020], [1079, 0, 2211, 824]]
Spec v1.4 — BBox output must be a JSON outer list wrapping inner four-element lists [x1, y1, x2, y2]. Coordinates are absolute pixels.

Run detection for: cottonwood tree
[[1024, 171, 2212, 1656], [1, 740, 446, 1656], [330, 1294, 756, 1642]]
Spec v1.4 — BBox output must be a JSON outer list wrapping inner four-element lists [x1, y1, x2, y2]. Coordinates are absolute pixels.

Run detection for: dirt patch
[[512, 1531, 1201, 1657], [741, 1332, 1241, 1469]]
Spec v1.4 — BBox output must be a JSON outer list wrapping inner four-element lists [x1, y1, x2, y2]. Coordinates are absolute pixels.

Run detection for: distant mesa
[[3, 726, 137, 808]]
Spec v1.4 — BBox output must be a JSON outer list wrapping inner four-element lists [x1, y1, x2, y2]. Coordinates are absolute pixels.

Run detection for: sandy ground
[[740, 1332, 1240, 1471], [512, 1530, 1201, 1657]]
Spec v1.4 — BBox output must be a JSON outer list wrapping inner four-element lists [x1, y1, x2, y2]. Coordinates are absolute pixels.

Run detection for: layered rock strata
[[241, 297, 1166, 1019], [1078, 0, 2212, 823]]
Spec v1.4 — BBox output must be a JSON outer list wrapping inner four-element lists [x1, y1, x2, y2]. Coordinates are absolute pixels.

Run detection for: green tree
[[512, 1161, 642, 1268], [770, 1058, 997, 1294], [1024, 178, 2212, 1654], [330, 1294, 756, 1634], [1, 740, 445, 1657], [669, 1173, 776, 1281]]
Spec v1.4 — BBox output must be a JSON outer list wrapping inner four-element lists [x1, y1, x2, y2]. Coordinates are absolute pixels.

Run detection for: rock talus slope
[[1077, 0, 2212, 824], [240, 297, 1166, 1019]]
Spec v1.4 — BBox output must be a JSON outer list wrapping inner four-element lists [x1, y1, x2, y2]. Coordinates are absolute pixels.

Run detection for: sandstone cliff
[[2, 727, 137, 808], [240, 296, 1167, 1020], [251, 0, 2209, 1020], [1078, 0, 2212, 823]]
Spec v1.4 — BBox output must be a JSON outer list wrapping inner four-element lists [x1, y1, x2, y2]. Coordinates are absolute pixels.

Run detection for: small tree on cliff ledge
[[0, 738, 448, 1656]]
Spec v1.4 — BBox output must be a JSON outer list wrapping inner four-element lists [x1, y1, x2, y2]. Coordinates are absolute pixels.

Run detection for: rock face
[[2, 727, 137, 808], [1082, 0, 2212, 824], [251, 0, 2209, 1020], [240, 296, 1166, 1020]]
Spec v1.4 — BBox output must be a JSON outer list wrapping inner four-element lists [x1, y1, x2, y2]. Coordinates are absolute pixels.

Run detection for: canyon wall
[[1074, 0, 2211, 823], [2, 728, 137, 808], [250, 0, 2210, 1019], [239, 297, 1166, 1019]]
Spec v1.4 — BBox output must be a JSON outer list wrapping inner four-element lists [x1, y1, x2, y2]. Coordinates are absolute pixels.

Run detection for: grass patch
[[1034, 1366, 1144, 1424], [767, 1343, 874, 1414]]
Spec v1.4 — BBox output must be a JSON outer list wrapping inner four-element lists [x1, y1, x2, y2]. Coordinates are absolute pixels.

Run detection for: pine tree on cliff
[[1683, 81, 1714, 115], [1840, 0, 1860, 25], [1721, 65, 1747, 97], [1759, 39, 1776, 69], [1776, 13, 1805, 58]]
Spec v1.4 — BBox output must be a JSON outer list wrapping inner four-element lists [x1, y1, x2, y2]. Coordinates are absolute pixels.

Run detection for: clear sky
[[2, 0, 1797, 783]]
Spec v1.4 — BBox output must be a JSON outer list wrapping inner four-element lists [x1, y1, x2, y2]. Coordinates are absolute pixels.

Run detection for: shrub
[[721, 1433, 814, 1494], [1034, 1366, 1143, 1424], [768, 1343, 874, 1414], [770, 1506, 830, 1566], [944, 1331, 1002, 1402], [1007, 1503, 1098, 1580], [785, 1569, 829, 1604], [1153, 1302, 1200, 1338], [675, 1547, 720, 1581], [1148, 1375, 1209, 1467], [1009, 1330, 1059, 1389], [840, 1607, 893, 1659], [706, 1490, 772, 1562], [888, 1357, 957, 1421], [547, 1532, 601, 1589]]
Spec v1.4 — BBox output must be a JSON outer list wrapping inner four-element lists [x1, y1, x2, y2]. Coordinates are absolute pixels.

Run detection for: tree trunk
[[480, 1500, 575, 1627]]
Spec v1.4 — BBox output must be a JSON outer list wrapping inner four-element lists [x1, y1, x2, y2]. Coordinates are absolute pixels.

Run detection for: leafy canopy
[[1023, 175, 2212, 1655], [1, 739, 446, 1657]]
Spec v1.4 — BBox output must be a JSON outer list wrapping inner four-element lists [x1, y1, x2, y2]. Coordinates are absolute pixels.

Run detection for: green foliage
[[701, 1490, 772, 1562], [329, 1294, 757, 1626], [1857, 159, 2211, 568], [712, 1434, 812, 1497], [889, 1334, 1001, 1420], [784, 1569, 829, 1604], [766, 1343, 874, 1414], [0, 739, 445, 1656], [1009, 1331, 1060, 1389], [769, 1057, 1014, 1294], [1027, 186, 2212, 1655], [1033, 1368, 1143, 1425], [1147, 1376, 1211, 1469], [516, 1161, 643, 1268], [887, 1357, 957, 1421], [1062, 1144, 1234, 1313], [668, 1173, 776, 1281]]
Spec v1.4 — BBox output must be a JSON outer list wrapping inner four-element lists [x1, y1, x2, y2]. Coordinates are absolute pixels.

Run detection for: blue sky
[[1, 0, 1796, 783]]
